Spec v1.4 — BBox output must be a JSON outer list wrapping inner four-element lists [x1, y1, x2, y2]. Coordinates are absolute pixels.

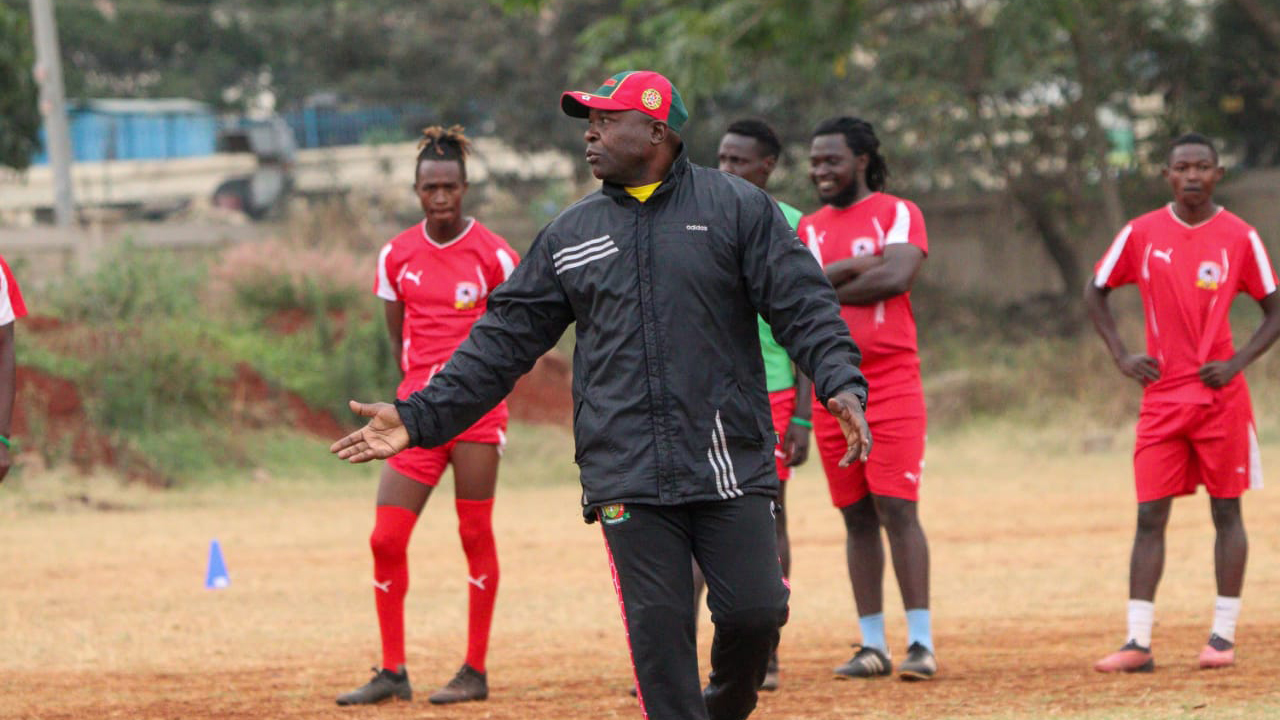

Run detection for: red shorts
[[1133, 391, 1262, 502], [387, 402, 509, 486], [813, 405, 926, 508], [768, 389, 797, 481]]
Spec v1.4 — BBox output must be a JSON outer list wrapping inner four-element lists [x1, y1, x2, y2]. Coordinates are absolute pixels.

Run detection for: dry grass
[[2, 420, 1279, 719]]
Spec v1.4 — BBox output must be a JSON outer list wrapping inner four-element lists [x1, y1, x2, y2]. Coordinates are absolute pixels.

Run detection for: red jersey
[[374, 218, 519, 390], [1093, 205, 1278, 405], [799, 192, 928, 408], [0, 256, 27, 325]]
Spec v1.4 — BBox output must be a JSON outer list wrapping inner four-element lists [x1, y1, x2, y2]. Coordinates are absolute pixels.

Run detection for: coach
[[332, 70, 870, 720]]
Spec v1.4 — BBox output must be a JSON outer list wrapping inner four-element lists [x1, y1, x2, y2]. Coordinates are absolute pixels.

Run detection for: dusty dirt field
[[3, 426, 1279, 720]]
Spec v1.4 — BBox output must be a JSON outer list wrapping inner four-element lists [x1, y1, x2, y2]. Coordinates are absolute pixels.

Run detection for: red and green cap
[[560, 70, 689, 132]]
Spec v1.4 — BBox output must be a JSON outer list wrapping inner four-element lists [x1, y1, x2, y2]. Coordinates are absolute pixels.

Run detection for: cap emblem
[[641, 89, 662, 110]]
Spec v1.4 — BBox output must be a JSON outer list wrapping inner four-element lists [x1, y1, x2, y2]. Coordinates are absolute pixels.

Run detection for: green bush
[[83, 323, 231, 434], [44, 239, 205, 321], [209, 239, 366, 318]]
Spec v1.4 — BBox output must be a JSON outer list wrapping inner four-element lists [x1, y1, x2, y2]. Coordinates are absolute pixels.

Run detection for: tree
[[0, 4, 41, 171], [1196, 0, 1280, 167], [560, 0, 1197, 304]]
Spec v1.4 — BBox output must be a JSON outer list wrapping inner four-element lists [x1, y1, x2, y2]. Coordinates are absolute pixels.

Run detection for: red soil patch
[[263, 308, 347, 337], [508, 351, 572, 427], [225, 362, 347, 438], [13, 365, 167, 486]]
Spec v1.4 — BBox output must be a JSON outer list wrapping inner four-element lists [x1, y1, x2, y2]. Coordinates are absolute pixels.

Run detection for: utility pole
[[29, 0, 75, 227]]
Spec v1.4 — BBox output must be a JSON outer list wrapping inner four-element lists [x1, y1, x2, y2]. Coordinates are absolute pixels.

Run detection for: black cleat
[[898, 642, 937, 681], [428, 664, 489, 704], [834, 645, 892, 679], [336, 666, 411, 705], [760, 651, 780, 691]]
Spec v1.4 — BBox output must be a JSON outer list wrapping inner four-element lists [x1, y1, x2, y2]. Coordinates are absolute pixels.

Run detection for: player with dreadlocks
[[337, 126, 519, 707]]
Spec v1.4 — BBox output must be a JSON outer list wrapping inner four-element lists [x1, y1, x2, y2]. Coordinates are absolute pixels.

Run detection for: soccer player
[[799, 116, 936, 681], [336, 126, 519, 706], [1086, 132, 1280, 673], [712, 118, 812, 691], [332, 70, 871, 720], [0, 254, 26, 484]]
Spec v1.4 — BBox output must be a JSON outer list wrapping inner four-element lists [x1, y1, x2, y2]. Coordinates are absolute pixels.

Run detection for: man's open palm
[[330, 401, 411, 463]]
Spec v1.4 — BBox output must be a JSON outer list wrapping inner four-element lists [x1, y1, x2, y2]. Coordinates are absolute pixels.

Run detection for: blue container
[[31, 98, 217, 164]]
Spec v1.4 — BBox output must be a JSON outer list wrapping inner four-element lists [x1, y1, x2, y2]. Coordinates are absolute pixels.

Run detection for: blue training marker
[[205, 539, 230, 590]]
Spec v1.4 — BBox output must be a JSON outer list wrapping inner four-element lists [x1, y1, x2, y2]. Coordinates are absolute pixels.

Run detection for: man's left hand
[[1199, 359, 1241, 389], [827, 391, 871, 467]]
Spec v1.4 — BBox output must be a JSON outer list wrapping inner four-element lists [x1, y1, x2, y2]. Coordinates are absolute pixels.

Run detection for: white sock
[[1127, 599, 1154, 648], [1211, 596, 1241, 643]]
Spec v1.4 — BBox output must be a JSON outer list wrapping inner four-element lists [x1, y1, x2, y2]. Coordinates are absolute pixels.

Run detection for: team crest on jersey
[[454, 281, 480, 309], [851, 237, 877, 257], [1196, 261, 1223, 290], [601, 503, 631, 525], [641, 89, 662, 110]]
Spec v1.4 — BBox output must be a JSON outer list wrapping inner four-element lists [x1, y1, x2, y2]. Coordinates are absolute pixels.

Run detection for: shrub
[[208, 238, 367, 317], [43, 239, 205, 322]]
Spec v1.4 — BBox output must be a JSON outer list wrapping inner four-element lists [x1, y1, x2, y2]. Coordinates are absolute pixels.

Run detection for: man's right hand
[[330, 401, 411, 463], [827, 391, 871, 467], [1117, 353, 1160, 386]]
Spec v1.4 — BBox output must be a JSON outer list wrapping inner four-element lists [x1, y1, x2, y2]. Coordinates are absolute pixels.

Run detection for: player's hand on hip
[[330, 400, 411, 463], [1199, 359, 1240, 389], [827, 391, 871, 467], [783, 422, 810, 467], [1117, 353, 1160, 386]]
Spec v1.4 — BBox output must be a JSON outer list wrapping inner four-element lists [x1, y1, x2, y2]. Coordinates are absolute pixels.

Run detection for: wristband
[[0, 435, 10, 449], [789, 417, 813, 429]]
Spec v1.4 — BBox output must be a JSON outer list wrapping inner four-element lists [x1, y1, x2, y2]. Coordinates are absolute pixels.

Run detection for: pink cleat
[[1094, 641, 1154, 673], [1198, 635, 1235, 670]]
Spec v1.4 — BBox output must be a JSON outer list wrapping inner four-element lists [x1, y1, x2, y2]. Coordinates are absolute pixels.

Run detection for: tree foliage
[[1195, 0, 1280, 167], [49, 0, 609, 153], [0, 3, 41, 171], [564, 0, 1197, 300]]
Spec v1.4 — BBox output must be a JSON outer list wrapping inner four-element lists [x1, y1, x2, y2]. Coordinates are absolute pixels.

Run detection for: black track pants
[[599, 495, 789, 720]]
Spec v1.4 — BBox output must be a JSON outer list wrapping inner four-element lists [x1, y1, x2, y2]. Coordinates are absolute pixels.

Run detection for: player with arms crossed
[[1086, 132, 1280, 673], [337, 126, 519, 706], [800, 116, 936, 681], [712, 117, 812, 691]]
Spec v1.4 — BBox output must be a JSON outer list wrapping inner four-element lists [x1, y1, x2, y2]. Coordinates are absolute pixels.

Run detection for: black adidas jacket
[[395, 147, 867, 519]]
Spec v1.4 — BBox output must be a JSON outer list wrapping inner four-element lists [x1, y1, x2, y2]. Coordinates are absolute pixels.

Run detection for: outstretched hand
[[330, 400, 411, 463], [827, 391, 871, 467]]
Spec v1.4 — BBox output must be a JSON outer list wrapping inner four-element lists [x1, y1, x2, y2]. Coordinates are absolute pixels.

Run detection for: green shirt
[[759, 199, 805, 392]]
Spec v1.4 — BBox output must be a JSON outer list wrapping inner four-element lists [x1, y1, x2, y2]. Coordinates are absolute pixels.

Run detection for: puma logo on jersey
[[1152, 248, 1173, 264], [373, 579, 392, 593], [904, 471, 921, 484], [403, 270, 423, 286], [468, 574, 489, 590]]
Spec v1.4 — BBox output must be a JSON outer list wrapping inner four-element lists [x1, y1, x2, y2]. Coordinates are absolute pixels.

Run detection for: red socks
[[456, 498, 500, 673], [370, 505, 418, 671], [368, 500, 499, 673]]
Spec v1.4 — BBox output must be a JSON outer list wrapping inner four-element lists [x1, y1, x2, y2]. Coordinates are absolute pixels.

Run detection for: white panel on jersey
[[0, 265, 14, 326], [496, 249, 516, 281], [375, 243, 398, 301], [804, 225, 823, 265], [1095, 225, 1133, 287], [885, 201, 911, 245], [1248, 230, 1277, 295]]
